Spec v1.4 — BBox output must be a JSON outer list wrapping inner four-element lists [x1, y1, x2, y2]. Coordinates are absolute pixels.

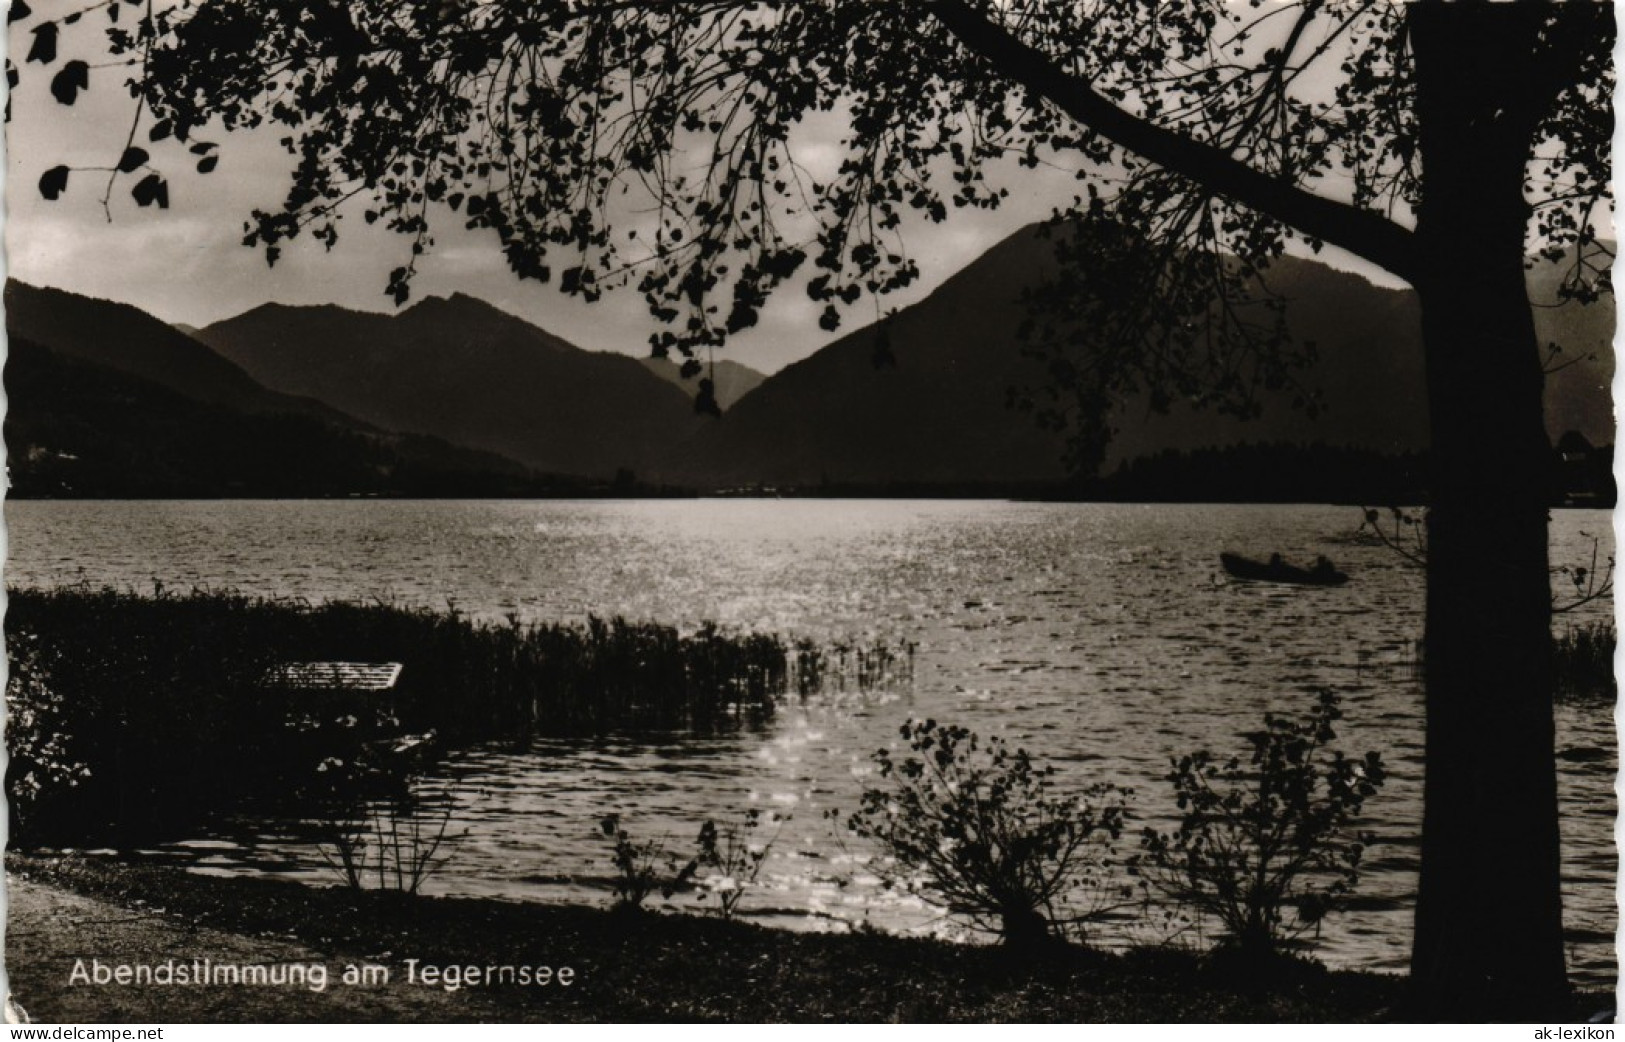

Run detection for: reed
[[6, 585, 910, 845], [1406, 622, 1615, 701], [790, 636, 916, 697], [1552, 620, 1616, 701]]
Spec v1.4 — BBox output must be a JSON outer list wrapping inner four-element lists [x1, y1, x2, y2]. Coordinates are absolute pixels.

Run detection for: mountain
[[660, 228, 1073, 488], [640, 356, 767, 412], [10, 223, 1611, 498], [664, 224, 1614, 489], [3, 335, 598, 498], [4, 281, 340, 420], [2, 281, 618, 498], [192, 294, 705, 479]]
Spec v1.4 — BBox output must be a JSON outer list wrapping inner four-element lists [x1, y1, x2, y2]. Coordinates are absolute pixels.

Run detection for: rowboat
[[1220, 552, 1348, 586]]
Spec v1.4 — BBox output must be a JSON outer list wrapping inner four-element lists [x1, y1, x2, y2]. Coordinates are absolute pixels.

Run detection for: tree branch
[[926, 0, 1421, 285]]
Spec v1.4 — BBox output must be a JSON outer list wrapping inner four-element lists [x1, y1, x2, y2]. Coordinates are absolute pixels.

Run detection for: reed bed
[[5, 585, 911, 845], [1553, 620, 1616, 701], [791, 636, 917, 697], [1405, 622, 1615, 701]]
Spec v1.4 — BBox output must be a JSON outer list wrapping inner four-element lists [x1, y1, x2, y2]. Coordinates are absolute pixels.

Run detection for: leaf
[[130, 173, 168, 208], [725, 301, 757, 334], [693, 378, 721, 418], [386, 266, 412, 305], [50, 61, 88, 105], [188, 141, 217, 156], [148, 119, 172, 142], [116, 147, 148, 173], [9, 1, 32, 23], [37, 165, 69, 201], [27, 22, 57, 64], [196, 155, 218, 174]]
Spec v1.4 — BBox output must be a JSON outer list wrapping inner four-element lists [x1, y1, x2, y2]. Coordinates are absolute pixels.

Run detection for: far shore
[[6, 851, 1431, 1024]]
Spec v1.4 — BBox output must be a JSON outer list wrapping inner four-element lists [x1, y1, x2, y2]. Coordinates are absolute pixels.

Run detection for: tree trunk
[[999, 903, 1060, 956], [934, 0, 1590, 1017], [1405, 4, 1570, 1020]]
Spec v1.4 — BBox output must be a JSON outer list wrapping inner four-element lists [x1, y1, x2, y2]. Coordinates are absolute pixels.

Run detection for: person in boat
[[1269, 553, 1284, 569], [1310, 555, 1337, 578]]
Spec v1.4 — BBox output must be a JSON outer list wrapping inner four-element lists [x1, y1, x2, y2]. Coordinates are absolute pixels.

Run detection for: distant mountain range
[[5, 282, 339, 421], [4, 335, 584, 498], [189, 293, 705, 479], [4, 222, 1613, 500], [660, 225, 1614, 488], [3, 283, 630, 498], [640, 356, 766, 412]]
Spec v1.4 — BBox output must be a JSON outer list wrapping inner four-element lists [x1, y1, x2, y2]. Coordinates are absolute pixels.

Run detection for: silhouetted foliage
[[850, 719, 1131, 951], [19, 3, 1607, 379], [691, 809, 788, 920], [6, 586, 907, 845], [10, 0, 1615, 1016], [599, 814, 693, 912], [313, 740, 464, 895], [1360, 505, 1615, 614], [4, 632, 93, 835], [1552, 622, 1617, 703], [1137, 691, 1386, 963]]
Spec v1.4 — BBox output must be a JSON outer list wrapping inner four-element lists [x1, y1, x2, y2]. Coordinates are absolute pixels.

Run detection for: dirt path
[[5, 877, 513, 1023]]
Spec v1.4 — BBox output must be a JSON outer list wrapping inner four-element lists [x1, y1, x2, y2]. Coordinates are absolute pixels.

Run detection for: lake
[[5, 499, 1615, 986]]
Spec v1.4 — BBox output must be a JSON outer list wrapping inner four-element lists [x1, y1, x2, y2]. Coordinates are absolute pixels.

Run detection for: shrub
[[599, 814, 699, 912], [692, 809, 787, 919], [849, 718, 1131, 951], [5, 633, 92, 834], [317, 789, 461, 894], [311, 735, 462, 894], [1137, 690, 1385, 961]]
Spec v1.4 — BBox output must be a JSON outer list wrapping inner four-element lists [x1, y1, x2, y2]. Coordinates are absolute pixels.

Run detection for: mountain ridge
[[640, 356, 767, 412], [658, 223, 1612, 488], [3, 281, 347, 423], [9, 220, 1612, 497], [192, 294, 705, 480]]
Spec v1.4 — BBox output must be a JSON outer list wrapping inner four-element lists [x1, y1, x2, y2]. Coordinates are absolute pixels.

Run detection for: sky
[[2, 4, 1408, 376]]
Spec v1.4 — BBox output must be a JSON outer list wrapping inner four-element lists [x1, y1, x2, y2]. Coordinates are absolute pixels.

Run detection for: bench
[[264, 661, 404, 691]]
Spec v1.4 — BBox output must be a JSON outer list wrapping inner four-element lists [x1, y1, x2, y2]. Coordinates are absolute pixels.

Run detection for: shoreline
[[6, 851, 1426, 1024]]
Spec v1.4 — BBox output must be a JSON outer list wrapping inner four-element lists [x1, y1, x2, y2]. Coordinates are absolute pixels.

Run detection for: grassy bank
[[8, 852, 1407, 1023], [6, 586, 910, 845]]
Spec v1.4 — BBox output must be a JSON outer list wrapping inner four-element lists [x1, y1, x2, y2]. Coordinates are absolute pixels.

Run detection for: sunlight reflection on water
[[7, 499, 1615, 987]]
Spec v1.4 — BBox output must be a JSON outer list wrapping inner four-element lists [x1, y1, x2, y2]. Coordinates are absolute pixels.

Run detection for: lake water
[[5, 499, 1616, 986]]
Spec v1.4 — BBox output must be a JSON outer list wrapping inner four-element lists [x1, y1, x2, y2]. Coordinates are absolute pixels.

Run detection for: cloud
[[3, 8, 1405, 374], [4, 13, 1039, 371]]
